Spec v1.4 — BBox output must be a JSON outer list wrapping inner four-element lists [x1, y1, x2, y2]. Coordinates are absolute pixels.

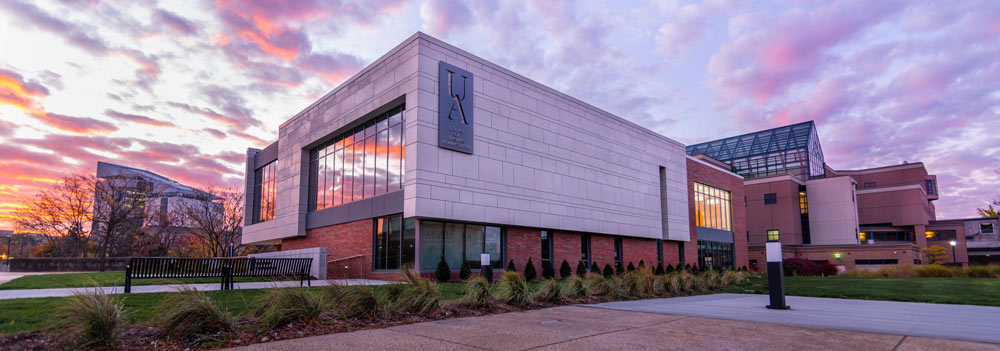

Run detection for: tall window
[[798, 190, 808, 214], [373, 215, 415, 270], [767, 229, 780, 241], [656, 239, 664, 267], [580, 234, 591, 266], [541, 230, 553, 265], [420, 221, 503, 270], [253, 161, 277, 223], [698, 240, 734, 269], [693, 182, 732, 231], [925, 179, 937, 195], [310, 106, 404, 211], [614, 237, 623, 266]]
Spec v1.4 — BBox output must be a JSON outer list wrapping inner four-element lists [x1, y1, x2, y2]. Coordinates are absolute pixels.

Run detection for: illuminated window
[[925, 230, 957, 241], [693, 182, 733, 231], [798, 191, 808, 214], [767, 229, 780, 241], [253, 161, 277, 223], [310, 106, 404, 211], [858, 232, 867, 241]]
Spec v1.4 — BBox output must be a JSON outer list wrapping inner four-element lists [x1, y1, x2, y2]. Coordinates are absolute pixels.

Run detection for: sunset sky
[[0, 0, 998, 230]]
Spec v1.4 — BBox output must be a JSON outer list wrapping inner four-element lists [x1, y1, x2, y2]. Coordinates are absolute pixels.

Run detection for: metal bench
[[124, 257, 313, 293]]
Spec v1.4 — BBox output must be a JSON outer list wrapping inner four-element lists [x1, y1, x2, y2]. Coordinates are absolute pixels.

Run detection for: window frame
[[764, 193, 777, 205], [766, 229, 780, 242], [981, 223, 995, 234]]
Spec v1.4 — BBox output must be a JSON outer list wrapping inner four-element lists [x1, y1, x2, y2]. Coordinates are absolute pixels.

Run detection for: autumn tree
[[922, 245, 950, 265], [14, 174, 94, 257], [175, 187, 253, 257]]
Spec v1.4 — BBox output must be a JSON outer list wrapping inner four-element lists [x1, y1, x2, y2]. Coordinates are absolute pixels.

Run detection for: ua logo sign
[[447, 70, 470, 124]]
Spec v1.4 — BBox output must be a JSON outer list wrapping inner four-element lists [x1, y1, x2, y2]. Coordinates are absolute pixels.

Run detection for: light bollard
[[765, 241, 790, 310], [481, 253, 493, 283]]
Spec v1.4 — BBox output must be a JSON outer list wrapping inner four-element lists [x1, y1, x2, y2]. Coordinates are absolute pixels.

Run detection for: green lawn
[[0, 280, 541, 334], [728, 276, 1000, 306], [0, 272, 279, 290]]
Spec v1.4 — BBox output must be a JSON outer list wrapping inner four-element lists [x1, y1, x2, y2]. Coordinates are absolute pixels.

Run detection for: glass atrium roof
[[685, 121, 817, 161]]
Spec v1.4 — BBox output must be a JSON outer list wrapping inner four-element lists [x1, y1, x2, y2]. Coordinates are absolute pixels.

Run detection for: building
[[687, 122, 971, 271], [962, 217, 1000, 265], [241, 32, 748, 280], [95, 161, 218, 229]]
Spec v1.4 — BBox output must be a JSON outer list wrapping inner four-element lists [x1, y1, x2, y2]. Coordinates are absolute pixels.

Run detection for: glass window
[[697, 240, 734, 269], [419, 220, 504, 271], [694, 182, 732, 231], [656, 239, 664, 267], [799, 191, 808, 214], [372, 214, 412, 270], [614, 237, 623, 265], [767, 229, 780, 241], [253, 161, 277, 223], [981, 223, 994, 234], [764, 193, 777, 205], [925, 230, 957, 241], [541, 230, 552, 263], [580, 234, 591, 266], [311, 106, 405, 210]]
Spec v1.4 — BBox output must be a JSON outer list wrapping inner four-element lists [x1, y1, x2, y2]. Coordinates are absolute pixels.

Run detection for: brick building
[[240, 33, 748, 281]]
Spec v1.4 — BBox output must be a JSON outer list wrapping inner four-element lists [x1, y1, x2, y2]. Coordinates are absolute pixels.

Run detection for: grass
[[0, 272, 281, 290], [728, 276, 1000, 307], [0, 280, 544, 334]]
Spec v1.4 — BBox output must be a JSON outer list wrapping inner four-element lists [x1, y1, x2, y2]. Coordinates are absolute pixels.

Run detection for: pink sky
[[0, 0, 997, 229]]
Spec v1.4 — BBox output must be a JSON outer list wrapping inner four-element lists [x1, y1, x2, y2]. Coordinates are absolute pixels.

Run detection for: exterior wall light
[[834, 253, 841, 259]]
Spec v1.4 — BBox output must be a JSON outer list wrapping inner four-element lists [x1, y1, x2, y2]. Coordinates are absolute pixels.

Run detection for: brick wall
[[506, 227, 539, 271], [623, 237, 658, 268], [591, 234, 616, 269], [553, 231, 582, 267], [687, 157, 749, 269], [282, 219, 378, 279]]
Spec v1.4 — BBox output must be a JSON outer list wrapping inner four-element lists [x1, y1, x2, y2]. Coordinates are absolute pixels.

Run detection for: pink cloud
[[105, 109, 176, 128]]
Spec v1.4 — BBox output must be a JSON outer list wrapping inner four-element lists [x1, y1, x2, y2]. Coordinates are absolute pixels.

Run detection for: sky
[[0, 0, 998, 230]]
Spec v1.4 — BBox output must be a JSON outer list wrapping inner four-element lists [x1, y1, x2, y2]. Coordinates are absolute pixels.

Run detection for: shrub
[[255, 287, 328, 330], [156, 286, 230, 338], [560, 260, 572, 279], [922, 245, 950, 264], [844, 269, 879, 278], [435, 258, 451, 282], [655, 263, 665, 275], [990, 265, 1000, 276], [585, 275, 613, 296], [782, 258, 822, 276], [561, 276, 587, 298], [665, 273, 682, 295], [396, 265, 440, 314], [616, 262, 625, 275], [966, 266, 993, 278], [721, 270, 749, 286], [916, 264, 953, 277], [590, 262, 601, 275], [665, 263, 674, 273], [576, 261, 588, 278], [496, 271, 531, 306], [638, 260, 645, 268], [507, 260, 517, 272], [329, 286, 378, 319], [54, 288, 124, 349], [534, 279, 563, 303], [877, 265, 916, 278], [684, 264, 692, 272], [678, 271, 695, 293], [541, 260, 555, 279], [626, 262, 636, 272], [459, 276, 493, 308], [700, 269, 722, 290], [620, 273, 641, 296], [820, 262, 839, 276], [524, 258, 538, 281], [459, 261, 472, 280], [602, 264, 614, 278]]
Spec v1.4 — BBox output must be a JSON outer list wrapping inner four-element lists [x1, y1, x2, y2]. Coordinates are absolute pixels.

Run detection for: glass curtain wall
[[693, 182, 732, 231], [253, 161, 277, 223], [420, 221, 503, 270], [697, 240, 734, 269], [373, 215, 415, 270], [310, 106, 404, 211], [685, 121, 824, 180]]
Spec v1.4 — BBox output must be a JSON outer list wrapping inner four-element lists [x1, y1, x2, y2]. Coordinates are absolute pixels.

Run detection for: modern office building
[[96, 161, 218, 228], [241, 32, 747, 280], [687, 124, 971, 271], [961, 217, 999, 265]]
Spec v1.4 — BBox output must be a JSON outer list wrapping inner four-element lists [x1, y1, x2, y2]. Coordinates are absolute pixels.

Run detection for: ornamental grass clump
[[54, 288, 125, 350], [678, 271, 696, 293], [700, 269, 722, 290], [561, 276, 588, 299], [620, 272, 642, 296], [396, 265, 441, 314], [534, 279, 563, 303], [915, 264, 952, 278], [329, 286, 379, 319], [496, 271, 531, 307], [721, 270, 749, 286], [459, 276, 493, 308], [877, 264, 917, 278], [255, 287, 329, 330], [966, 266, 993, 278], [585, 274, 612, 296], [156, 286, 230, 338]]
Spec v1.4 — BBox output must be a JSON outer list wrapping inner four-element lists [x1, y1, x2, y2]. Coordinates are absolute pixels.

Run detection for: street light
[[949, 240, 957, 265]]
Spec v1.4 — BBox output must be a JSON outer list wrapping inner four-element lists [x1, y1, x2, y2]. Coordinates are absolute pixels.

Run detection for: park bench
[[124, 257, 313, 293]]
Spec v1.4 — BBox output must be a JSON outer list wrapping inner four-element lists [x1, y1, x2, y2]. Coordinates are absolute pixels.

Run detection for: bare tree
[[14, 174, 94, 257], [175, 187, 249, 257], [90, 173, 155, 269]]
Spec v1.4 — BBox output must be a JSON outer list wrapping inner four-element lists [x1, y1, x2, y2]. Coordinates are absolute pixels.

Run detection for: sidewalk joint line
[[891, 335, 907, 351]]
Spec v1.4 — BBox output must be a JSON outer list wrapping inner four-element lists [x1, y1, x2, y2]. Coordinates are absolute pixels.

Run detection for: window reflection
[[693, 182, 732, 231], [310, 106, 405, 211], [253, 161, 277, 223]]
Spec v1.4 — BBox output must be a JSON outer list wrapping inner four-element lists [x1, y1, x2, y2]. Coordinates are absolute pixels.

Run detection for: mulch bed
[[0, 295, 631, 351]]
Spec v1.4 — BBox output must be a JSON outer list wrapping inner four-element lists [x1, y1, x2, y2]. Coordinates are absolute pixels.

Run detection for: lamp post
[[949, 240, 957, 265], [765, 239, 789, 310]]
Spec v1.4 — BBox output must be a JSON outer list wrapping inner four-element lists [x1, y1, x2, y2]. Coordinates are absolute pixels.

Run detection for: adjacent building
[[95, 161, 218, 229], [241, 32, 748, 280], [687, 122, 972, 271]]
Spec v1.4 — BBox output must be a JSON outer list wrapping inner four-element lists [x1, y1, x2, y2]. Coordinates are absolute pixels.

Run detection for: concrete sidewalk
[[587, 293, 1000, 344], [226, 305, 998, 351], [0, 279, 393, 300]]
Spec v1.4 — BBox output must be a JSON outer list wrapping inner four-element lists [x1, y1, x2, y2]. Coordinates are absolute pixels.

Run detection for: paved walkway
[[0, 279, 393, 300], [587, 293, 1000, 345], [226, 305, 998, 350]]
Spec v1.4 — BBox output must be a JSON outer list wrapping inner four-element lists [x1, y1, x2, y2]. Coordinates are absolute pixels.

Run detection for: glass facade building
[[252, 161, 277, 223], [685, 121, 825, 180]]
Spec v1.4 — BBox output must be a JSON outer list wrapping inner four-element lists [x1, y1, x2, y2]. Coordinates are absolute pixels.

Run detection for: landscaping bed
[[0, 266, 749, 350]]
